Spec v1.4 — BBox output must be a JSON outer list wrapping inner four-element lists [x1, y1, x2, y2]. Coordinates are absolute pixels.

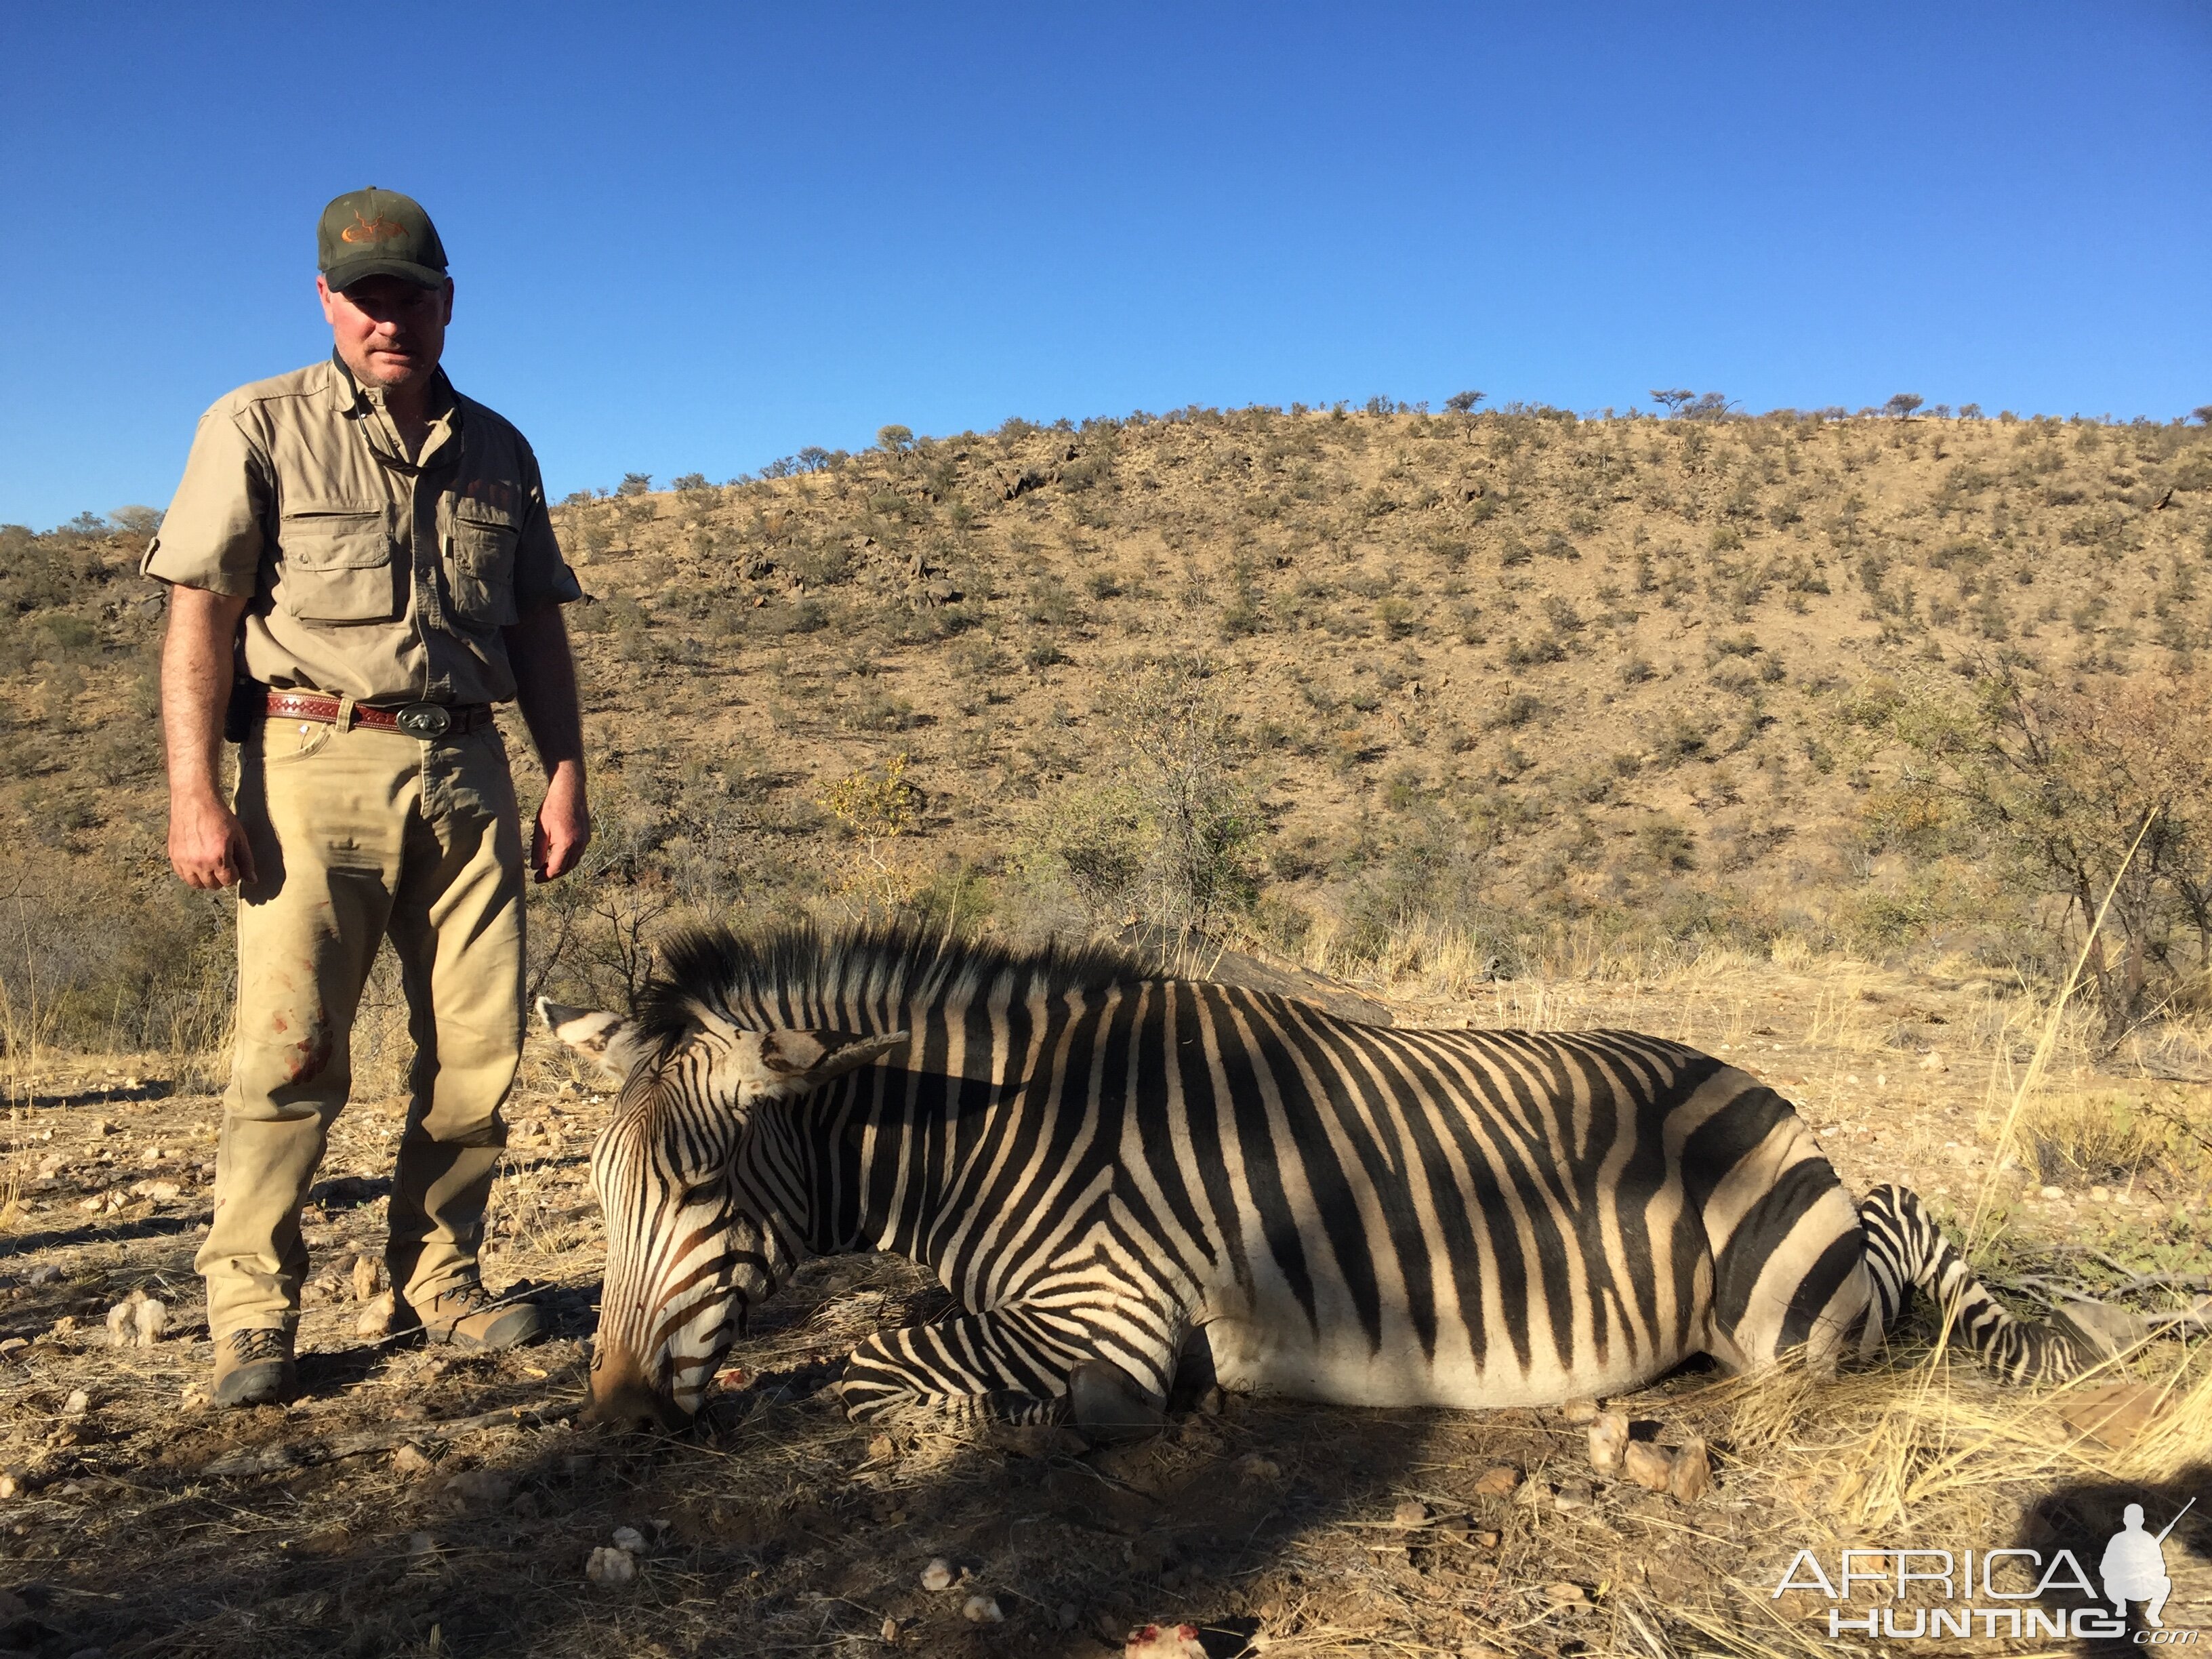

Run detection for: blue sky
[[2, 3, 2206, 529]]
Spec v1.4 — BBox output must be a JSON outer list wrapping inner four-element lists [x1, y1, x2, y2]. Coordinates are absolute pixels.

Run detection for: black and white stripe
[[555, 926, 2081, 1426]]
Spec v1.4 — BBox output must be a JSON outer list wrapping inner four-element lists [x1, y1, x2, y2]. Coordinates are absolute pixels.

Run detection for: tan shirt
[[142, 356, 581, 706]]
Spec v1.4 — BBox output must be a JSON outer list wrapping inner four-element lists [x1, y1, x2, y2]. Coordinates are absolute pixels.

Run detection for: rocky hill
[[4, 403, 2210, 1046]]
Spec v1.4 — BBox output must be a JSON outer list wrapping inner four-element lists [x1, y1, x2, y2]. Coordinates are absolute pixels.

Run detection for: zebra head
[[539, 996, 905, 1429]]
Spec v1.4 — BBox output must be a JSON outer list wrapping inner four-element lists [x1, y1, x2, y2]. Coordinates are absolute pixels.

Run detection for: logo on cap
[[341, 210, 407, 245]]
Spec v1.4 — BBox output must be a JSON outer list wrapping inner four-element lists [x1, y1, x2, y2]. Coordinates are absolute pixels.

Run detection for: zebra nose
[[584, 1347, 692, 1432]]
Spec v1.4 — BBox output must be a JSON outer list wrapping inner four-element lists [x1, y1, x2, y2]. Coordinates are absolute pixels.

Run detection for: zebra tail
[[1856, 1183, 2085, 1384]]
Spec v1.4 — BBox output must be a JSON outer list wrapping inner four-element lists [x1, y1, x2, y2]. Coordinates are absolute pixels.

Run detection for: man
[[146, 187, 591, 1407]]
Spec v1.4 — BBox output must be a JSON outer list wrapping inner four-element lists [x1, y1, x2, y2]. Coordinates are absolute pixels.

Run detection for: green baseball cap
[[317, 187, 449, 291]]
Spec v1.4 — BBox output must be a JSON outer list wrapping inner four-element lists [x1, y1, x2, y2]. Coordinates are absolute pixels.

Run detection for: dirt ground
[[1, 959, 2207, 1658]]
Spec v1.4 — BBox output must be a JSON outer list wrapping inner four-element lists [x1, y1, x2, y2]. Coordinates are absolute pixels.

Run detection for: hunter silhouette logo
[[2104, 1498, 2191, 1629], [340, 209, 406, 245]]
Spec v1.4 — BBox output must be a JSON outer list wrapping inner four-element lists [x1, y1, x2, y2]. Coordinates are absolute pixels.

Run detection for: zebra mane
[[631, 922, 1147, 1045]]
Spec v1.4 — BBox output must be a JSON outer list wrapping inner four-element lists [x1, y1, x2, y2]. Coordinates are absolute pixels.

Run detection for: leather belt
[[264, 691, 494, 739]]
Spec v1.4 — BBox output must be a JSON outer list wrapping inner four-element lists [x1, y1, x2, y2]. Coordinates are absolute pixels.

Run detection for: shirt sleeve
[[510, 443, 584, 612], [140, 402, 270, 596]]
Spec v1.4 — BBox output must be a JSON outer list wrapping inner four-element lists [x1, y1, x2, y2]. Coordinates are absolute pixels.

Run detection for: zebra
[[541, 924, 2083, 1434]]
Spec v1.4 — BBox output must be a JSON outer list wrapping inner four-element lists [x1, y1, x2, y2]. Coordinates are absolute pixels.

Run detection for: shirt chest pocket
[[447, 504, 520, 630], [276, 506, 399, 624]]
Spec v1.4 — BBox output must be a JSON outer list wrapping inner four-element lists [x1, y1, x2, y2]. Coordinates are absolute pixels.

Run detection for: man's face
[[316, 272, 453, 393]]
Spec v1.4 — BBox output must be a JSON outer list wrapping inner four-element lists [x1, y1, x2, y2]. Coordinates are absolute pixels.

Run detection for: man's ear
[[538, 997, 651, 1080], [743, 1029, 909, 1098]]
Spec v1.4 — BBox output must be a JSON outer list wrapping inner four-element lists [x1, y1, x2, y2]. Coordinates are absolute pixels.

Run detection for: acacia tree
[[1885, 392, 1925, 419], [1650, 389, 1694, 414], [1445, 390, 1486, 413], [1898, 668, 2212, 1044]]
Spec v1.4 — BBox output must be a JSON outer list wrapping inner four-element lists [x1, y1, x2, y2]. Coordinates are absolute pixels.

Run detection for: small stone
[[1669, 1436, 1712, 1502], [585, 1544, 636, 1584], [1125, 1625, 1209, 1658], [356, 1291, 394, 1339], [610, 1525, 646, 1554], [352, 1253, 386, 1303], [105, 1301, 134, 1345], [1586, 1410, 1629, 1474], [920, 1557, 954, 1593], [26, 1263, 60, 1286], [0, 1469, 22, 1498], [1057, 1601, 1079, 1630], [880, 1615, 899, 1642], [1544, 1580, 1587, 1604], [1553, 1478, 1594, 1512], [406, 1531, 438, 1557], [1559, 1398, 1599, 1424], [1392, 1498, 1430, 1528], [1235, 1452, 1282, 1481], [1474, 1528, 1502, 1548], [1472, 1463, 1521, 1496], [1622, 1440, 1675, 1492], [62, 1389, 90, 1418], [393, 1444, 433, 1476], [134, 1296, 167, 1345], [180, 1385, 210, 1411], [866, 1433, 894, 1460], [961, 1594, 1002, 1623], [1917, 1052, 1947, 1072], [2040, 1185, 2064, 1200]]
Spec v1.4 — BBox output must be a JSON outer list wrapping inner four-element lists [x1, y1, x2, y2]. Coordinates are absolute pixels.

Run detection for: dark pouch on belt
[[223, 678, 265, 744]]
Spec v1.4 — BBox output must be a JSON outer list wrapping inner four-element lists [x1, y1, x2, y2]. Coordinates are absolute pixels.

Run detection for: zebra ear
[[745, 1029, 909, 1097], [539, 998, 651, 1080]]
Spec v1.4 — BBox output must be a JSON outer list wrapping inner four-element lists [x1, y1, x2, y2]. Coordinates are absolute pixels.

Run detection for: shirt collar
[[326, 351, 464, 466]]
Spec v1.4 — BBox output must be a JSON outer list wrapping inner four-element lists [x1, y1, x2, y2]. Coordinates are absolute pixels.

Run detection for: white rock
[[1586, 1410, 1629, 1474], [611, 1525, 647, 1554], [62, 1389, 90, 1418], [1391, 1498, 1430, 1528], [920, 1557, 955, 1593], [1917, 1052, 1948, 1072], [104, 1302, 134, 1346], [355, 1291, 395, 1339], [961, 1594, 1003, 1624], [134, 1297, 167, 1345], [1125, 1624, 1208, 1658], [585, 1544, 636, 1585]]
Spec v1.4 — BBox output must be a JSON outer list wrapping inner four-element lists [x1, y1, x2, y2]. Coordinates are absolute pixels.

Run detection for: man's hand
[[160, 584, 253, 888], [531, 762, 590, 882], [171, 792, 257, 889], [506, 604, 591, 884]]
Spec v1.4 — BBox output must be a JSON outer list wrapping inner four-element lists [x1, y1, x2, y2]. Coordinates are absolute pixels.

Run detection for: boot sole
[[424, 1306, 545, 1351], [212, 1361, 295, 1408]]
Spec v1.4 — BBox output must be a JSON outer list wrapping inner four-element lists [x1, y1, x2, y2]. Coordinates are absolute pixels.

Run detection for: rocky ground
[[1, 957, 2205, 1658]]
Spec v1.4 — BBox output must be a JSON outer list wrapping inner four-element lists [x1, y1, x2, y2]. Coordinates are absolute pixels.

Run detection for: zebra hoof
[[1067, 1359, 1166, 1445]]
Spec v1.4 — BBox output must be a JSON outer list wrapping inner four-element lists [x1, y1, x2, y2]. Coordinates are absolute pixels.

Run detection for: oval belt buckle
[[395, 702, 452, 739]]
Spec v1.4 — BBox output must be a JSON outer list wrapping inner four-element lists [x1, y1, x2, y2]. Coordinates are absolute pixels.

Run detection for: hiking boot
[[212, 1326, 295, 1408], [407, 1282, 544, 1351]]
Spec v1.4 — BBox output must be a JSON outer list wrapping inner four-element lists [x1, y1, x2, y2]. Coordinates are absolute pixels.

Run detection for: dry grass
[[0, 945, 2204, 1656]]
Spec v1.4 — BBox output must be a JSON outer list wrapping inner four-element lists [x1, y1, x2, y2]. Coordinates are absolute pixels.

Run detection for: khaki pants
[[198, 715, 525, 1337]]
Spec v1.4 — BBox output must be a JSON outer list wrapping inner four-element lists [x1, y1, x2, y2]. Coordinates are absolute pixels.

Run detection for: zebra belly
[[1195, 1300, 1702, 1410]]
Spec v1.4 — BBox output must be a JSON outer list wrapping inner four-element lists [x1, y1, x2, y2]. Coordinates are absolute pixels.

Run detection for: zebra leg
[[838, 1305, 1083, 1427], [838, 1301, 1176, 1434], [1858, 1183, 2084, 1383]]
